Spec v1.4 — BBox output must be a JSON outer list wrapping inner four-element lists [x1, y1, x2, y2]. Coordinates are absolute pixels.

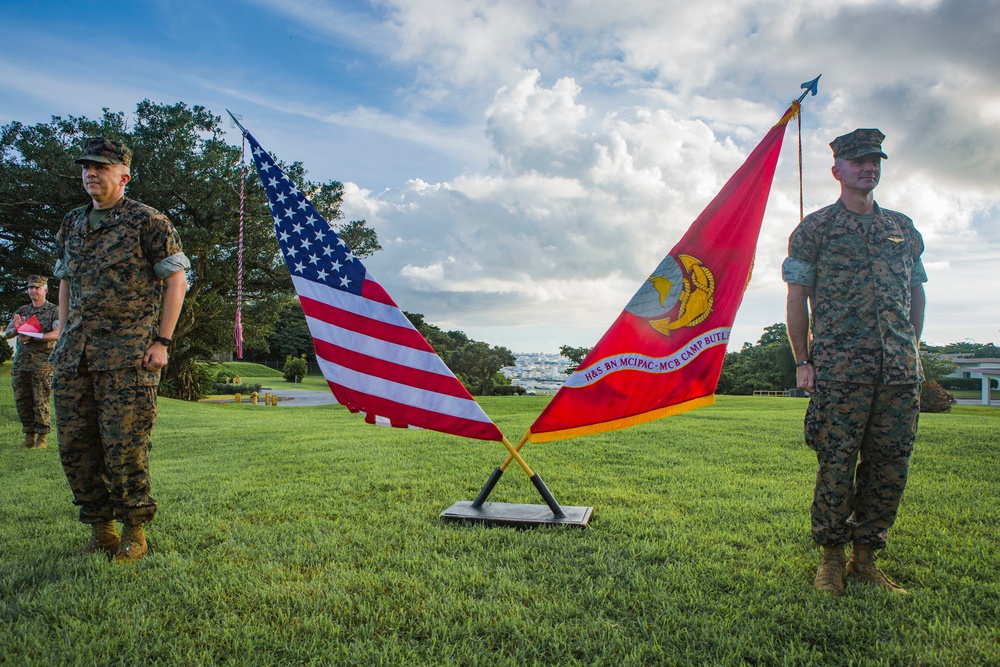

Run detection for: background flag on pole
[[527, 106, 798, 443], [244, 129, 503, 442]]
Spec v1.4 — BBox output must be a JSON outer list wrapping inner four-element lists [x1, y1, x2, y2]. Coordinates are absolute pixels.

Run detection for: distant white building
[[942, 355, 1000, 406], [942, 355, 1000, 379], [504, 352, 572, 394]]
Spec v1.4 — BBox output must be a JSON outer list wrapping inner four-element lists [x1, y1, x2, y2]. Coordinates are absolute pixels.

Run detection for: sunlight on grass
[[2, 364, 998, 666]]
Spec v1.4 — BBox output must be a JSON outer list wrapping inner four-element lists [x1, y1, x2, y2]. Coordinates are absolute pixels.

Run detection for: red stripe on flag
[[361, 277, 398, 306], [299, 295, 432, 352], [328, 381, 503, 441], [312, 338, 471, 399]]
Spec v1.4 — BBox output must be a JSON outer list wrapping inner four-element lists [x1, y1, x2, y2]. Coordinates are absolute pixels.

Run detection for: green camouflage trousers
[[12, 370, 53, 434], [804, 380, 920, 549], [53, 365, 159, 525]]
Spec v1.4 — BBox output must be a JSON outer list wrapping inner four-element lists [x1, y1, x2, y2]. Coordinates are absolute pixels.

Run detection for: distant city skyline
[[502, 352, 572, 393]]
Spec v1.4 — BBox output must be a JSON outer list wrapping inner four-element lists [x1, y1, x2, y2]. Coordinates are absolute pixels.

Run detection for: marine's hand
[[8, 314, 26, 340], [796, 363, 815, 394], [143, 343, 169, 371]]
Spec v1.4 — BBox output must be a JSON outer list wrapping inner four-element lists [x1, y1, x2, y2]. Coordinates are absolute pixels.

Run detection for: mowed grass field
[[1, 363, 998, 666]]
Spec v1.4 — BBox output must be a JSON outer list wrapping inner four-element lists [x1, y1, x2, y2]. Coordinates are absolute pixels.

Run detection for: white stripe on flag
[[316, 357, 495, 424], [292, 275, 409, 327], [364, 413, 416, 429], [304, 315, 452, 376]]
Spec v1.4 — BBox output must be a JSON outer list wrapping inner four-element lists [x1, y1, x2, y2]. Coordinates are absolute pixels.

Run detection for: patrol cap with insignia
[[26, 275, 47, 288], [830, 128, 887, 161], [74, 137, 132, 167]]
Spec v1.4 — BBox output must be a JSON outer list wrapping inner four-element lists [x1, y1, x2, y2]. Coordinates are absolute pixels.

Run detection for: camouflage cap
[[26, 275, 47, 288], [74, 137, 133, 167], [830, 128, 887, 161]]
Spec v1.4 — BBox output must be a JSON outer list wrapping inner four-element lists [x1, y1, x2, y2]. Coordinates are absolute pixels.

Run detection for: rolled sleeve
[[53, 222, 68, 279], [141, 208, 189, 279], [782, 256, 816, 287], [910, 258, 928, 286], [154, 252, 191, 279]]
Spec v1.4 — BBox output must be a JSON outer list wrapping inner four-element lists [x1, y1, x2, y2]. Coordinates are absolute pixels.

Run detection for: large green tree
[[0, 101, 379, 398], [559, 344, 592, 374], [261, 299, 316, 363], [918, 351, 960, 383], [404, 312, 516, 395], [923, 341, 1000, 358], [717, 323, 797, 395]]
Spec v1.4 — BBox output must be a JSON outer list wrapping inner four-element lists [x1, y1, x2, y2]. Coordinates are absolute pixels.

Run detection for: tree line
[[556, 324, 996, 399], [715, 324, 998, 396], [249, 306, 520, 396]]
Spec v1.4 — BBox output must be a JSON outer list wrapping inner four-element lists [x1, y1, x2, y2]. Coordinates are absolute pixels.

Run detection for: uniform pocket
[[137, 367, 161, 387], [804, 392, 826, 452], [875, 235, 913, 279], [94, 238, 142, 272]]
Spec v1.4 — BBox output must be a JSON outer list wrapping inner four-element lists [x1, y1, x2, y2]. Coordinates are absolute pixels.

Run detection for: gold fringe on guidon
[[526, 394, 716, 444]]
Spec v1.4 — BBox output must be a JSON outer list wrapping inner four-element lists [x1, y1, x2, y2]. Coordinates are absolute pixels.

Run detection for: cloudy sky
[[2, 0, 997, 353]]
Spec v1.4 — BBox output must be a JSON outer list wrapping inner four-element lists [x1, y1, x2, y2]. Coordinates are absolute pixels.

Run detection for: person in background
[[5, 275, 60, 448]]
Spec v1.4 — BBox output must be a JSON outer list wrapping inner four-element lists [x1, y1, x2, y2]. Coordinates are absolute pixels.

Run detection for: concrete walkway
[[267, 388, 338, 406], [955, 397, 999, 406], [202, 388, 337, 407]]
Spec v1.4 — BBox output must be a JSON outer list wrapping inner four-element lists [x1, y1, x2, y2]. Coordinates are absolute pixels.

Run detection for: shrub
[[920, 380, 955, 413], [0, 337, 11, 365], [938, 377, 998, 391], [492, 384, 527, 396], [210, 382, 262, 395], [159, 359, 215, 401], [282, 355, 308, 383]]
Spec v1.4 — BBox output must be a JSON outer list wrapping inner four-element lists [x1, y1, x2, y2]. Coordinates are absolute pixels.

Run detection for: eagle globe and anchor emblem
[[626, 253, 716, 334]]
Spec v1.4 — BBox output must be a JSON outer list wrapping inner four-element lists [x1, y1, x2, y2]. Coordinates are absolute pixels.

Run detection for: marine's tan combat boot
[[115, 524, 148, 562], [19, 433, 35, 448], [34, 433, 47, 448], [81, 521, 120, 556], [847, 543, 908, 594], [814, 545, 847, 596]]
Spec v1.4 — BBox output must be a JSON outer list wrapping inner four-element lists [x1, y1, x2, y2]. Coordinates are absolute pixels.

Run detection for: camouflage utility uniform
[[52, 197, 189, 526], [10, 301, 59, 435], [783, 200, 926, 549]]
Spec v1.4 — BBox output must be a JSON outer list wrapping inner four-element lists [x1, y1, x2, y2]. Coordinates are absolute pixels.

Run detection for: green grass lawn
[[2, 365, 998, 666]]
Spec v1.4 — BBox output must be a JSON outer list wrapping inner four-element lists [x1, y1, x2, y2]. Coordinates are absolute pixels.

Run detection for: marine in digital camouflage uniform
[[4, 275, 60, 448], [783, 128, 926, 596], [52, 137, 189, 562]]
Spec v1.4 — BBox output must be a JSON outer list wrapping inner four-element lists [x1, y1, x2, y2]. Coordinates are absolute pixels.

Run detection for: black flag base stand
[[440, 437, 594, 528], [440, 499, 593, 527]]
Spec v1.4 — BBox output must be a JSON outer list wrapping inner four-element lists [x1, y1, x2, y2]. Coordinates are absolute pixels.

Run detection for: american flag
[[245, 130, 503, 442]]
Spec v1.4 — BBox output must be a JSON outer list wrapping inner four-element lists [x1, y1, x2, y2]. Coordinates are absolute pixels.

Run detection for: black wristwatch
[[153, 335, 173, 346], [796, 359, 811, 367]]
